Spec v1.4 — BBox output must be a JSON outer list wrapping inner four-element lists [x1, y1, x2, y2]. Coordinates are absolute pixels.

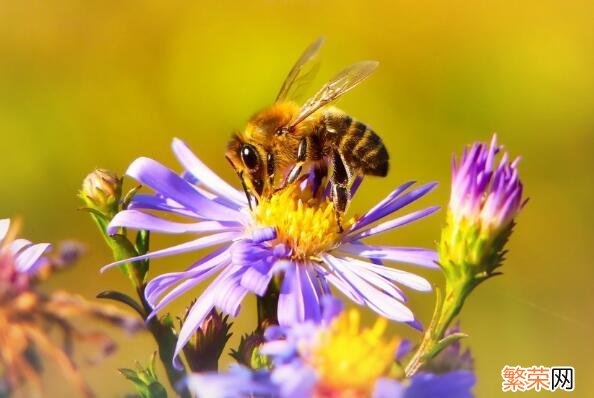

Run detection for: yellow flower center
[[303, 309, 399, 397], [252, 185, 353, 260]]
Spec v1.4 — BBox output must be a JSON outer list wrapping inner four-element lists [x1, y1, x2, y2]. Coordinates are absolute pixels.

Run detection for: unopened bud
[[182, 308, 232, 372], [80, 169, 122, 216], [440, 135, 525, 284], [230, 331, 271, 370]]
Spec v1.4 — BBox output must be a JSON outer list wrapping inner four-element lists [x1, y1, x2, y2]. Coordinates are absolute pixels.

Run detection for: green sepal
[[108, 234, 149, 288], [136, 230, 150, 256], [122, 185, 143, 210]]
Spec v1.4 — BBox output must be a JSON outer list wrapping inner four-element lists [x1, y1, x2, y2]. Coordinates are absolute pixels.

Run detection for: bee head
[[226, 134, 268, 201]]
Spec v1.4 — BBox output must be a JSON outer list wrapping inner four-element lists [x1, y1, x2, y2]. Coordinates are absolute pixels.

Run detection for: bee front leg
[[239, 172, 258, 210], [277, 136, 308, 191], [330, 150, 351, 232]]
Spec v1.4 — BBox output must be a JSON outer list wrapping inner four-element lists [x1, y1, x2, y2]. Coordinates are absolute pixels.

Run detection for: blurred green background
[[1, 1, 592, 396]]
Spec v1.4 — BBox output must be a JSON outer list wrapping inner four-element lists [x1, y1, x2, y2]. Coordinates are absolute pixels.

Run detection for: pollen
[[252, 184, 353, 260], [304, 309, 399, 397]]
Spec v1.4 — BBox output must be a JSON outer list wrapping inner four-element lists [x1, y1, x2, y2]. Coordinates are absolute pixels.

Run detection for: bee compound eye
[[240, 144, 260, 170]]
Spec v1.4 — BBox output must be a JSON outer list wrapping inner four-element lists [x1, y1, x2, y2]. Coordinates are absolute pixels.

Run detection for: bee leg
[[330, 150, 350, 232], [278, 136, 308, 191], [239, 172, 258, 210]]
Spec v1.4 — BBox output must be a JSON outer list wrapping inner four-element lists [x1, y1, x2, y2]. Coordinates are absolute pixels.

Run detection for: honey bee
[[226, 38, 389, 218]]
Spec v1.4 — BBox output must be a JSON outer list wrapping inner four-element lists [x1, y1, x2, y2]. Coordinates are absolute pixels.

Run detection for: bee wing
[[275, 37, 325, 103], [289, 60, 379, 128]]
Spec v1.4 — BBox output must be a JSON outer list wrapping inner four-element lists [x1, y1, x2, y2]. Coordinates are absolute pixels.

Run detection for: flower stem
[[405, 281, 471, 377], [256, 278, 280, 330], [136, 285, 191, 398]]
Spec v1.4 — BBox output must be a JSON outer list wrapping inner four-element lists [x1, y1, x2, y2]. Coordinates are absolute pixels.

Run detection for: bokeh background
[[1, 1, 592, 396]]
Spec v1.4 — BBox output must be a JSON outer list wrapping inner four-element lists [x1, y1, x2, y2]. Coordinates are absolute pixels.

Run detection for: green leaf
[[425, 332, 468, 360], [119, 368, 144, 385], [97, 290, 145, 318], [146, 383, 168, 398], [119, 354, 168, 398]]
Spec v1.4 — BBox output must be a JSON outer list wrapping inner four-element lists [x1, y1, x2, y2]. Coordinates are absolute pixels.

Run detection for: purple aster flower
[[186, 297, 475, 398], [102, 138, 439, 366], [449, 134, 524, 237], [185, 366, 278, 398], [1, 219, 143, 397], [441, 134, 526, 277], [0, 218, 51, 294]]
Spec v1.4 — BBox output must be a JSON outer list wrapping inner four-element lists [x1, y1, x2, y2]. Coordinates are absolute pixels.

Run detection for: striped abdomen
[[324, 112, 389, 177]]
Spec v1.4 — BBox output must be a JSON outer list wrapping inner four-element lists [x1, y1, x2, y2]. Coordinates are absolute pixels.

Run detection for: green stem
[[137, 286, 191, 398], [89, 214, 188, 397], [256, 278, 280, 330], [405, 281, 471, 377]]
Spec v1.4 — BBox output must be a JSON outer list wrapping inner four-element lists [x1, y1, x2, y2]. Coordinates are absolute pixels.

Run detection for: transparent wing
[[275, 37, 325, 103], [290, 60, 379, 128]]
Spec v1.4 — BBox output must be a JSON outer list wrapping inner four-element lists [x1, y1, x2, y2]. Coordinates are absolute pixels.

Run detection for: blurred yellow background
[[1, 1, 592, 396]]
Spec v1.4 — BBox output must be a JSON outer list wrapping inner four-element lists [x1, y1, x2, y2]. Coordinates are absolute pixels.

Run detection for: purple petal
[[323, 272, 366, 305], [320, 295, 344, 323], [350, 175, 364, 196], [107, 210, 242, 235], [323, 254, 415, 322], [252, 227, 277, 243], [260, 339, 294, 358], [145, 249, 231, 313], [173, 266, 242, 368], [8, 239, 33, 255], [338, 243, 439, 269], [271, 361, 318, 398], [172, 138, 247, 206], [373, 378, 405, 398], [338, 255, 432, 292], [14, 243, 51, 274], [0, 219, 9, 242], [348, 206, 440, 241], [297, 265, 322, 322], [405, 370, 476, 398], [128, 194, 199, 218], [173, 291, 216, 369], [101, 231, 238, 272], [353, 182, 437, 231], [213, 268, 249, 316], [396, 339, 414, 361], [277, 263, 298, 326], [352, 181, 416, 230], [126, 157, 239, 221], [337, 257, 407, 302], [186, 368, 278, 398], [240, 263, 274, 296]]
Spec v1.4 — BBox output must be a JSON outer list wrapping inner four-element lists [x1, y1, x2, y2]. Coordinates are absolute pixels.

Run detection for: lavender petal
[[337, 243, 439, 269], [100, 231, 239, 272], [107, 209, 241, 235]]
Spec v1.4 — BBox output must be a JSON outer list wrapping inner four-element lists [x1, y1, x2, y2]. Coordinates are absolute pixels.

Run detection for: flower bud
[[182, 308, 232, 372], [440, 135, 525, 283], [80, 169, 122, 216], [230, 331, 270, 370]]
